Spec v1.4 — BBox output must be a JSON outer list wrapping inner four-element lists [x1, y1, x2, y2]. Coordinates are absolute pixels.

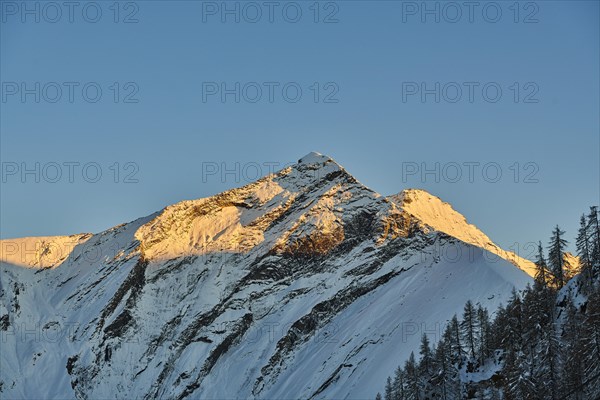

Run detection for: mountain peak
[[298, 151, 333, 165], [295, 152, 343, 175], [134, 152, 374, 261]]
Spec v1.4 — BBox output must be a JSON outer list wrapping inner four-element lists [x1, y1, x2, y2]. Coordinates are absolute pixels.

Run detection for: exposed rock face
[[0, 152, 532, 399]]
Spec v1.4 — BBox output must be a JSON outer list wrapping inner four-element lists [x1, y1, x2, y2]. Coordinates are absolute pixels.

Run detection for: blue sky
[[1, 0, 598, 258]]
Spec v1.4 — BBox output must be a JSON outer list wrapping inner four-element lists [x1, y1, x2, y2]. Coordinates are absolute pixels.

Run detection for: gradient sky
[[1, 0, 599, 259]]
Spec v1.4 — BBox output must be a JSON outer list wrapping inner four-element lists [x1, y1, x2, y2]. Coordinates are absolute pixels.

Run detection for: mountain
[[389, 189, 537, 276], [0, 152, 532, 399]]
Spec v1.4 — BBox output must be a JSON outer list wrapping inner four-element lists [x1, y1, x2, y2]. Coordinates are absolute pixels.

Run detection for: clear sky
[[1, 0, 598, 259]]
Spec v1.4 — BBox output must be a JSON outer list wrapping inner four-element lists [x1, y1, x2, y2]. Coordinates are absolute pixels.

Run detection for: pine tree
[[445, 314, 463, 365], [548, 225, 568, 288], [489, 303, 508, 352], [417, 333, 433, 397], [563, 295, 585, 399], [576, 214, 594, 288], [418, 333, 432, 374], [440, 323, 462, 399], [503, 346, 536, 400], [538, 293, 561, 400], [581, 285, 600, 399], [404, 352, 420, 400], [476, 304, 492, 364], [375, 393, 383, 400], [588, 206, 600, 278], [460, 300, 478, 360], [521, 286, 543, 397], [534, 241, 549, 289], [505, 288, 523, 351], [384, 376, 394, 400], [392, 365, 405, 400], [431, 339, 449, 400]]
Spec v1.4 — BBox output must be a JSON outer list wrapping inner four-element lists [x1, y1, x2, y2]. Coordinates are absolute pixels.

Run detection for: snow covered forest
[[376, 206, 600, 400]]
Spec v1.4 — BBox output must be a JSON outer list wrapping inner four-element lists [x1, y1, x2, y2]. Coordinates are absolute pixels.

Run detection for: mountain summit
[[0, 152, 532, 399]]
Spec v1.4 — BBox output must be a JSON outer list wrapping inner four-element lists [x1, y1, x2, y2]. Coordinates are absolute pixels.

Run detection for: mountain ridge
[[1, 152, 535, 276]]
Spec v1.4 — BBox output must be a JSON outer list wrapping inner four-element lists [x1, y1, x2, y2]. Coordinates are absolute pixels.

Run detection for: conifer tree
[[489, 303, 508, 351], [542, 303, 561, 400], [582, 285, 600, 399], [460, 300, 478, 359], [548, 225, 568, 288], [417, 334, 433, 397], [404, 352, 420, 400], [505, 288, 523, 351], [503, 347, 535, 400], [563, 295, 585, 399], [446, 315, 463, 365], [384, 376, 394, 400], [440, 322, 462, 398], [392, 365, 405, 400], [534, 241, 549, 289], [588, 206, 600, 276], [431, 339, 450, 400], [576, 214, 594, 288], [476, 304, 492, 363]]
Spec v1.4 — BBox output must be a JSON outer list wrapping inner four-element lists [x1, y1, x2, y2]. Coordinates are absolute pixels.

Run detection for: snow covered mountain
[[0, 152, 532, 399]]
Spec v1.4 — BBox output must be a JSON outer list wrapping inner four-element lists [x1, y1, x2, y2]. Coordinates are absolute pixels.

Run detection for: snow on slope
[[235, 241, 530, 400], [0, 216, 153, 399], [0, 234, 91, 269], [0, 152, 532, 400], [390, 189, 537, 276]]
